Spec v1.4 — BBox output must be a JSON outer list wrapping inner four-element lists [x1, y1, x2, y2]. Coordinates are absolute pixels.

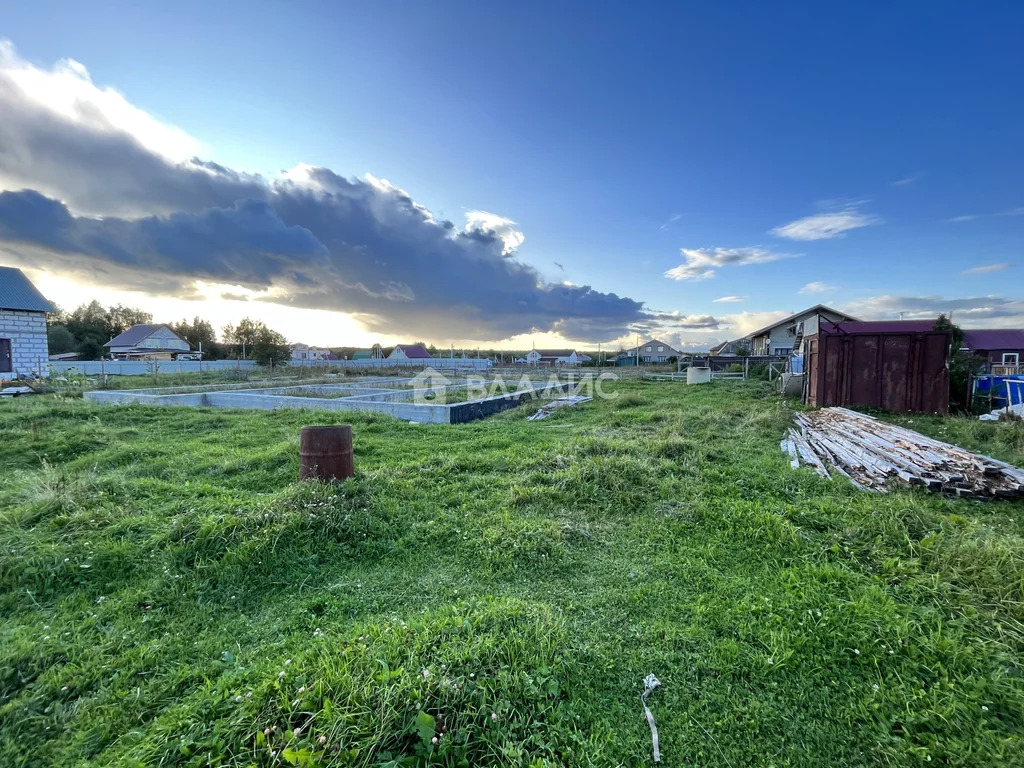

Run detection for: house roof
[[105, 324, 185, 349], [745, 304, 858, 340], [0, 266, 57, 312], [639, 338, 677, 351], [395, 343, 431, 358], [963, 329, 1024, 351], [708, 339, 740, 354], [534, 349, 575, 357], [819, 319, 941, 334]]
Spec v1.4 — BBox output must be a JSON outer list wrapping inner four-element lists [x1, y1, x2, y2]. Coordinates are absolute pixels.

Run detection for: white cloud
[[798, 281, 836, 294], [962, 263, 1009, 275], [996, 206, 1024, 217], [843, 294, 1024, 327], [659, 213, 682, 231], [771, 203, 882, 241], [949, 214, 979, 223], [717, 310, 791, 336], [664, 247, 799, 281], [0, 40, 200, 164], [892, 175, 917, 186], [464, 210, 525, 255], [713, 296, 745, 303]]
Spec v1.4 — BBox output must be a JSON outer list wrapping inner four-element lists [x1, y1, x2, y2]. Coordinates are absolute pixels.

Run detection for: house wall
[[639, 342, 676, 363], [0, 309, 49, 377], [974, 348, 1024, 371], [752, 309, 850, 355], [145, 327, 189, 350]]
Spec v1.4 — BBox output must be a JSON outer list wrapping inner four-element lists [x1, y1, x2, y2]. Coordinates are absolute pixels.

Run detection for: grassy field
[[1, 381, 1023, 767]]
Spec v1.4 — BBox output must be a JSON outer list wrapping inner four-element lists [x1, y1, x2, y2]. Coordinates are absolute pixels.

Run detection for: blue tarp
[[975, 375, 1024, 406]]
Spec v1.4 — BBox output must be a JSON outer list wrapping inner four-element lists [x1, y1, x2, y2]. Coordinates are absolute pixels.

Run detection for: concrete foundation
[[84, 376, 575, 424]]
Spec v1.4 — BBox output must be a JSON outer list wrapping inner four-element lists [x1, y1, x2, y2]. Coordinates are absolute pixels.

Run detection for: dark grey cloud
[[0, 50, 649, 342], [0, 182, 646, 340]]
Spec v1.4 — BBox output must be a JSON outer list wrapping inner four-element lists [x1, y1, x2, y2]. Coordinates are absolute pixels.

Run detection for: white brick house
[[0, 266, 55, 378]]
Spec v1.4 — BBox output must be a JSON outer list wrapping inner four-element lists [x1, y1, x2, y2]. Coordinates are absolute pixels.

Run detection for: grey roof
[[105, 324, 184, 348], [0, 266, 57, 312]]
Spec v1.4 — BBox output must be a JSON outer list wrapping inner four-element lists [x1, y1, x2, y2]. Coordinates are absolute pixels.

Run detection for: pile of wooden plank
[[782, 407, 1024, 498]]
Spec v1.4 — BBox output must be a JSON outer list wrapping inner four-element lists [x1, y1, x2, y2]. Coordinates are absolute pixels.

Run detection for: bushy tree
[[223, 318, 289, 365], [934, 314, 984, 412], [47, 325, 77, 354], [172, 317, 222, 358]]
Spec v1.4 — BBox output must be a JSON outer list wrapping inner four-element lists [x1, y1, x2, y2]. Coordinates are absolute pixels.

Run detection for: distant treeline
[[47, 301, 290, 364]]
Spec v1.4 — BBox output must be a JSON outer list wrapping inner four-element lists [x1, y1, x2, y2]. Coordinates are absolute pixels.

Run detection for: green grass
[[1, 381, 1023, 767]]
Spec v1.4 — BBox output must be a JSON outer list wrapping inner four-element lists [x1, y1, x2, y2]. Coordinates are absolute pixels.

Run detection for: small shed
[[804, 319, 951, 413]]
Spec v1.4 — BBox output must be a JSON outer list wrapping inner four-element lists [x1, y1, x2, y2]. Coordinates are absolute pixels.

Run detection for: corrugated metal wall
[[805, 329, 951, 413]]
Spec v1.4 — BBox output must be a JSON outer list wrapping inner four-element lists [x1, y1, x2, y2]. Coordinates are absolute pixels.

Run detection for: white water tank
[[687, 366, 712, 385]]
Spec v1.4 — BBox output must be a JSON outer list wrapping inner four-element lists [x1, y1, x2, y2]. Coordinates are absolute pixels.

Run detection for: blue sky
[[0, 1, 1021, 348]]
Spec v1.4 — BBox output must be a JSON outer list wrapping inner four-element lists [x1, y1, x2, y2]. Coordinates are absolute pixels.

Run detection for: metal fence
[[49, 360, 259, 376]]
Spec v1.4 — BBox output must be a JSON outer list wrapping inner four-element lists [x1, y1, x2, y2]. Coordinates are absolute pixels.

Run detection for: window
[[0, 338, 10, 373], [775, 347, 792, 356], [645, 346, 652, 352], [1004, 353, 1019, 364], [657, 346, 664, 352], [657, 356, 666, 362]]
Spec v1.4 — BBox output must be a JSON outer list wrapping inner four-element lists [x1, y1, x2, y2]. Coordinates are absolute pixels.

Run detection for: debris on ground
[[980, 403, 1024, 421], [0, 385, 38, 397], [528, 395, 593, 421], [641, 673, 662, 763], [783, 406, 1024, 498]]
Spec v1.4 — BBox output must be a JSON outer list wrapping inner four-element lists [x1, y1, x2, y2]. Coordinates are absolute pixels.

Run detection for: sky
[[0, 1, 1021, 350]]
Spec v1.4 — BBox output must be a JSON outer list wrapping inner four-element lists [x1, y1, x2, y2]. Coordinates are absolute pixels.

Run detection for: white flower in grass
[[318, 735, 327, 745], [263, 727, 271, 736], [767, 658, 774, 665], [470, 673, 475, 678], [872, 684, 879, 691], [431, 736, 438, 744], [278, 671, 286, 679], [235, 695, 242, 702], [294, 726, 303, 737], [298, 686, 305, 694], [421, 668, 430, 678], [491, 713, 498, 721], [853, 648, 860, 655], [982, 705, 989, 712], [285, 659, 292, 665]]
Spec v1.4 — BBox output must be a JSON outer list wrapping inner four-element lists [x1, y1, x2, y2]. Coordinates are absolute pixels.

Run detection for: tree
[[105, 304, 152, 336], [172, 317, 221, 358], [934, 314, 983, 412], [47, 325, 77, 354], [58, 301, 153, 359], [223, 318, 289, 365]]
